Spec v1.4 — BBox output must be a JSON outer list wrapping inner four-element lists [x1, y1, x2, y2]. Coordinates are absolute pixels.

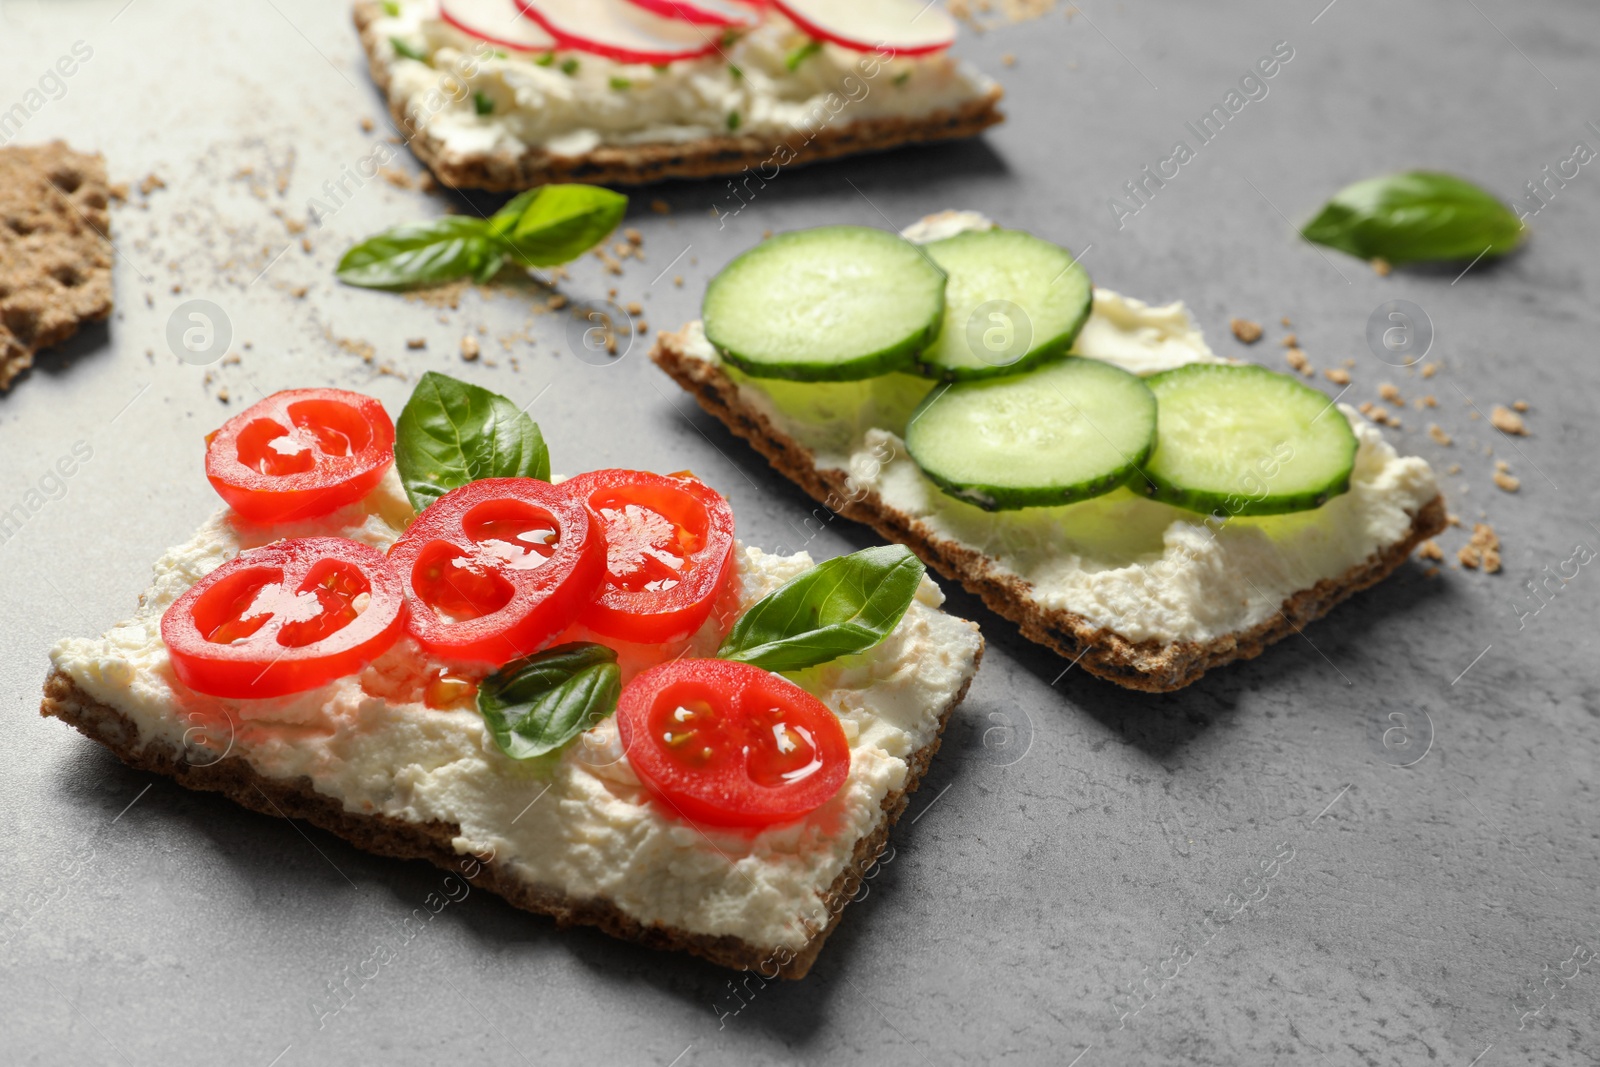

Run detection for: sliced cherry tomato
[[386, 478, 604, 665], [205, 388, 395, 523], [617, 659, 850, 828], [561, 469, 737, 644], [160, 537, 408, 698]]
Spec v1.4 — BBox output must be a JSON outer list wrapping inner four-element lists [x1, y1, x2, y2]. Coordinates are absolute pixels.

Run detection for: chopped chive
[[535, 51, 555, 67], [381, 0, 400, 15], [609, 76, 632, 90], [726, 111, 741, 131], [893, 70, 911, 87], [728, 63, 743, 80], [473, 91, 494, 115], [786, 39, 823, 72], [390, 36, 428, 63], [561, 57, 580, 75]]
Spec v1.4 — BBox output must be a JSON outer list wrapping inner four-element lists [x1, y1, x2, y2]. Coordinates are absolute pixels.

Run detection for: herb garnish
[[1301, 171, 1524, 265]]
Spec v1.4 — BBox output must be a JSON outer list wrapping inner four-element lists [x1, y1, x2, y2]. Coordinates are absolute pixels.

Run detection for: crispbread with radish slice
[[773, 0, 956, 55], [515, 0, 722, 63], [441, 0, 555, 51], [620, 0, 759, 28]]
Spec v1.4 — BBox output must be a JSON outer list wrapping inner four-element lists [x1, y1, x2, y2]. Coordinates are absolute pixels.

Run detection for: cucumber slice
[[916, 229, 1093, 380], [905, 357, 1157, 510], [702, 226, 946, 381], [1142, 363, 1359, 517]]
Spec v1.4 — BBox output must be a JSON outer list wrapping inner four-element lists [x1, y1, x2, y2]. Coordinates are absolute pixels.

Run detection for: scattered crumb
[[1512, 399, 1529, 412], [1002, 53, 1017, 66], [1379, 383, 1404, 405], [301, 236, 313, 253], [1285, 347, 1312, 376], [1489, 405, 1527, 435], [673, 275, 684, 287], [547, 294, 569, 310], [1280, 333, 1298, 348], [291, 285, 308, 299], [1447, 512, 1461, 527], [379, 167, 412, 189], [1280, 316, 1292, 327], [1421, 362, 1439, 378], [625, 301, 643, 315], [109, 182, 130, 203], [1493, 469, 1521, 493], [1424, 566, 1441, 578], [406, 337, 426, 349], [1230, 317, 1263, 344], [1324, 368, 1350, 385], [1417, 394, 1437, 409], [1447, 464, 1461, 475], [637, 321, 649, 334], [460, 336, 480, 362], [360, 116, 375, 133], [216, 387, 231, 404], [650, 199, 671, 214], [139, 173, 166, 196], [1371, 257, 1391, 276], [1418, 539, 1444, 562], [623, 227, 643, 245], [1427, 424, 1453, 446], [1458, 523, 1502, 572]]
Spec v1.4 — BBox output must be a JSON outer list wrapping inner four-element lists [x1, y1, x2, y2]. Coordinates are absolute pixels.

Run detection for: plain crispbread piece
[[651, 328, 1449, 693], [351, 2, 1004, 191], [40, 640, 979, 978], [0, 142, 114, 391]]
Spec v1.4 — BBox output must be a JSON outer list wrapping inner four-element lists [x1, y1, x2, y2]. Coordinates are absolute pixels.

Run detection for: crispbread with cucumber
[[652, 210, 1446, 692]]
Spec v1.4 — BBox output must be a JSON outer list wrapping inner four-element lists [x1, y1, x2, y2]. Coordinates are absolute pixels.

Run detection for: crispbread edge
[[351, 1, 1005, 191], [39, 629, 980, 979], [650, 327, 1449, 693]]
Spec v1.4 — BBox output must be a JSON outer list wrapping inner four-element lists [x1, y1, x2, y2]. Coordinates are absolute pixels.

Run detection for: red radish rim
[[513, 0, 724, 64], [440, 2, 555, 51], [770, 0, 955, 57], [619, 0, 757, 28]]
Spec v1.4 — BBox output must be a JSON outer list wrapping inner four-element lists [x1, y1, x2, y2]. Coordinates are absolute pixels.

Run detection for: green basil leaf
[[488, 184, 628, 267], [394, 371, 550, 512], [336, 216, 503, 289], [718, 545, 926, 672], [478, 643, 621, 760], [1301, 171, 1524, 265]]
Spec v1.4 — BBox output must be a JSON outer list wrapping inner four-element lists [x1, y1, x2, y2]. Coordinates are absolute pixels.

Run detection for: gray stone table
[[1, 0, 1597, 1063]]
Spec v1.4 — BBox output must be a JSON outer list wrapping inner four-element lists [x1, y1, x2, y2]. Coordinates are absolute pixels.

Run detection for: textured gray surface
[[2, 0, 1598, 1064]]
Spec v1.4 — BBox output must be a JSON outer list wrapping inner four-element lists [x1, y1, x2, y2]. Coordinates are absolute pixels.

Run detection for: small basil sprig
[[478, 643, 621, 760], [337, 183, 627, 289], [718, 545, 926, 672], [1300, 171, 1524, 265], [395, 371, 550, 511]]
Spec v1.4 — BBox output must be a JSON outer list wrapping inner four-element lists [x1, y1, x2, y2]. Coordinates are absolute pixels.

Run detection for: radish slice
[[515, 0, 724, 63], [620, 0, 759, 27], [441, 0, 556, 51], [773, 0, 956, 56]]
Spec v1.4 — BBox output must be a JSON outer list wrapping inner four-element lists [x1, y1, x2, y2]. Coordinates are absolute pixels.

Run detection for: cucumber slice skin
[[1140, 363, 1360, 518], [702, 226, 946, 382], [913, 229, 1094, 382], [905, 357, 1158, 511]]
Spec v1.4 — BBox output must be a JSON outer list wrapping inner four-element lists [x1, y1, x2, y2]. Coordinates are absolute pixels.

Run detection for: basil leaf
[[1301, 171, 1524, 265], [489, 184, 628, 267], [478, 643, 621, 760], [718, 545, 926, 672], [336, 217, 503, 289], [394, 371, 550, 511]]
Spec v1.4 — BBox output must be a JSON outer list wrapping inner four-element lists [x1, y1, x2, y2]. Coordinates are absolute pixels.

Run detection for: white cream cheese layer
[[373, 1, 996, 158], [672, 212, 1439, 645], [50, 468, 982, 951]]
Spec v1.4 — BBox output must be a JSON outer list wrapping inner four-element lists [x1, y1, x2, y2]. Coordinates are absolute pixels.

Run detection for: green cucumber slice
[[1142, 363, 1359, 517], [916, 229, 1093, 380], [702, 226, 946, 381], [904, 357, 1157, 510]]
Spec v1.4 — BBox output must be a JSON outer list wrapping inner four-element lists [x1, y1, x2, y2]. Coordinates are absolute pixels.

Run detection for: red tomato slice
[[617, 659, 850, 828], [161, 537, 408, 699], [561, 469, 737, 645], [206, 389, 395, 524], [387, 478, 604, 665]]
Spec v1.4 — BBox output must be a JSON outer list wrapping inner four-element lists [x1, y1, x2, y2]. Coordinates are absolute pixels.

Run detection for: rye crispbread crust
[[352, 2, 1005, 191], [651, 328, 1449, 693], [0, 142, 113, 391], [40, 637, 980, 979]]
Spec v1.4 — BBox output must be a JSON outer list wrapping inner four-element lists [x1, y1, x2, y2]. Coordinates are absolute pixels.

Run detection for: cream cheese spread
[[50, 468, 982, 951], [671, 211, 1439, 645], [373, 0, 997, 158]]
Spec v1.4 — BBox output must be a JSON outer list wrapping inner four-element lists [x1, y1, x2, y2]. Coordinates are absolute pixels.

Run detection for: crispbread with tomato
[[41, 372, 983, 978], [354, 0, 1003, 191]]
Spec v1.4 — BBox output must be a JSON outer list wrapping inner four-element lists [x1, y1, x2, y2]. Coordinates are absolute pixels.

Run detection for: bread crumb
[[1324, 368, 1350, 385], [1489, 405, 1527, 435], [650, 199, 671, 214], [1512, 399, 1529, 412], [216, 386, 231, 403], [1379, 383, 1404, 404], [1421, 362, 1439, 378], [637, 321, 649, 333], [379, 167, 412, 189], [460, 336, 480, 362], [1230, 318, 1263, 344], [547, 294, 569, 310], [1427, 424, 1452, 446], [624, 227, 643, 246], [1285, 347, 1312, 375], [1447, 464, 1461, 475], [1493, 469, 1520, 493], [673, 275, 684, 287], [290, 285, 308, 299], [1417, 539, 1444, 561], [139, 173, 166, 196], [1371, 257, 1391, 276], [1417, 394, 1437, 409], [1424, 565, 1440, 578], [406, 337, 426, 349], [360, 117, 375, 133], [625, 301, 643, 315], [1458, 523, 1502, 572], [1002, 53, 1017, 66], [301, 236, 313, 253], [1280, 333, 1298, 348]]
